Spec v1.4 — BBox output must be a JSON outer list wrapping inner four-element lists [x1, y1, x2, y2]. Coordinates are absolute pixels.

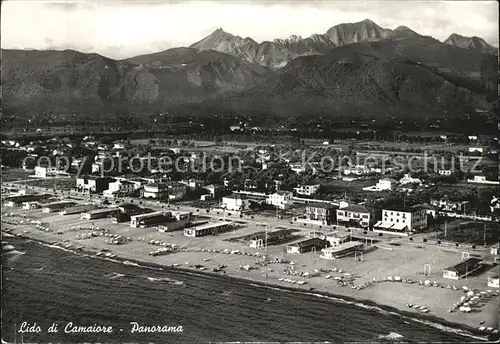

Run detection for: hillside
[[1, 47, 272, 117], [1, 19, 497, 127], [444, 33, 498, 55], [201, 38, 495, 120]]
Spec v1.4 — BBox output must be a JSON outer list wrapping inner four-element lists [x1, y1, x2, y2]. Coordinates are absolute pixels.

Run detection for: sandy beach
[[2, 207, 499, 337]]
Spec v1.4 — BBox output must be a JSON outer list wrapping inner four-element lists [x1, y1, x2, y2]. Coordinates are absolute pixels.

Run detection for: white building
[[488, 276, 499, 288], [34, 166, 57, 178], [323, 231, 350, 247], [399, 174, 422, 185], [438, 170, 453, 176], [362, 178, 395, 192], [467, 175, 499, 185], [468, 136, 478, 141], [336, 204, 370, 227], [468, 147, 483, 153], [374, 205, 428, 234], [294, 183, 320, 196], [143, 183, 168, 199], [222, 194, 250, 211], [103, 180, 136, 197], [267, 191, 293, 210]]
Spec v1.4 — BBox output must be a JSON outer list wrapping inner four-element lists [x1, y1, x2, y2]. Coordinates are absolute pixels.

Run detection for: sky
[[1, 0, 498, 59]]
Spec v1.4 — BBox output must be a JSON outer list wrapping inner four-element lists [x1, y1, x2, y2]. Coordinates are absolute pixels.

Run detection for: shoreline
[[5, 229, 495, 342]]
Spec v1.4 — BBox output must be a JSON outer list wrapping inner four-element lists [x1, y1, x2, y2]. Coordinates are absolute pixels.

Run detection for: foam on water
[[247, 283, 488, 341], [377, 332, 404, 340], [146, 276, 184, 285]]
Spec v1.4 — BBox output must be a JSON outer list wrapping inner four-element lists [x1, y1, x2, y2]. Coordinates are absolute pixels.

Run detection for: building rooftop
[[443, 258, 482, 276], [307, 203, 335, 210], [340, 204, 370, 214], [384, 204, 428, 213], [224, 194, 249, 200], [288, 237, 325, 248]]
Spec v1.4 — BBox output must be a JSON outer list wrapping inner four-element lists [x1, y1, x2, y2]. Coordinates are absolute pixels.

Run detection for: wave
[[104, 272, 126, 280], [3, 244, 16, 251], [245, 284, 487, 341], [122, 260, 140, 267], [378, 332, 404, 340], [146, 276, 184, 285], [4, 249, 26, 256], [9, 234, 489, 342]]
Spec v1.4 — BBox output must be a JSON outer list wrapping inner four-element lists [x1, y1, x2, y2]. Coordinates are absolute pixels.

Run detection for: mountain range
[[1, 19, 497, 124]]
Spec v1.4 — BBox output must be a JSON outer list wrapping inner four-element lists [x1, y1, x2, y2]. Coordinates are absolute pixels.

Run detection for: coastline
[[4, 229, 495, 342]]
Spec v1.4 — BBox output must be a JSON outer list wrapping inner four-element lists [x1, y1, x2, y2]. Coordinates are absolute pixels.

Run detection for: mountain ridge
[[1, 19, 497, 127]]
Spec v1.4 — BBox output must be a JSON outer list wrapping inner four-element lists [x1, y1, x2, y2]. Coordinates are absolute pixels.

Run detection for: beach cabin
[[324, 231, 350, 247], [60, 204, 97, 215], [183, 221, 232, 237], [158, 211, 192, 232], [286, 237, 327, 254], [4, 194, 51, 207], [130, 211, 165, 228], [81, 207, 119, 220], [442, 258, 482, 280], [41, 201, 77, 213], [249, 229, 291, 248], [320, 242, 363, 260], [487, 276, 499, 288]]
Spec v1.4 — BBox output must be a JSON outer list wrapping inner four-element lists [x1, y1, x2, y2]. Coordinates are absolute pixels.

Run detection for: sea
[[1, 234, 490, 343]]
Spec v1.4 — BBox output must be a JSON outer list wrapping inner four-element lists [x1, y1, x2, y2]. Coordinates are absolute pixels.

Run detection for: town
[[1, 132, 499, 335]]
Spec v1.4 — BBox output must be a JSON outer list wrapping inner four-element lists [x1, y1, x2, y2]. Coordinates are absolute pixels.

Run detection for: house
[[286, 238, 327, 254], [490, 197, 500, 213], [222, 194, 250, 211], [104, 180, 136, 197], [336, 204, 370, 227], [305, 203, 336, 225], [362, 178, 395, 192], [113, 141, 128, 150], [487, 276, 499, 288], [294, 183, 320, 196], [267, 191, 293, 210], [323, 231, 350, 247], [143, 183, 169, 199], [467, 175, 499, 185], [430, 199, 469, 212], [320, 242, 363, 260], [490, 245, 499, 256], [76, 176, 115, 194], [442, 258, 482, 280], [438, 170, 453, 176], [34, 166, 58, 178], [468, 147, 483, 154], [290, 163, 307, 174], [374, 205, 428, 235], [204, 184, 223, 198], [399, 174, 422, 185], [168, 182, 187, 201]]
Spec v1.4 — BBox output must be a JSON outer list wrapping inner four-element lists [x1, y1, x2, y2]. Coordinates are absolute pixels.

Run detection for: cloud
[[1, 0, 498, 58]]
